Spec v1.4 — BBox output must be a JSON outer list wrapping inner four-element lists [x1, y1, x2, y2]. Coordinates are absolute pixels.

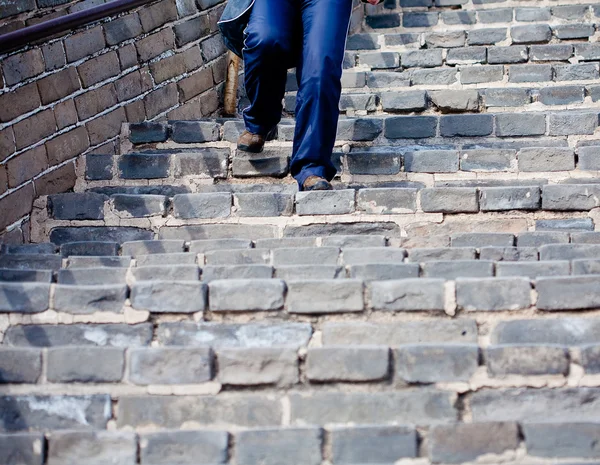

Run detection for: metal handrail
[[0, 0, 156, 55]]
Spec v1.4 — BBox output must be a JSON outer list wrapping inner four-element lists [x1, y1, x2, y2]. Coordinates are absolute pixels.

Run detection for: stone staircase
[[3, 0, 600, 464]]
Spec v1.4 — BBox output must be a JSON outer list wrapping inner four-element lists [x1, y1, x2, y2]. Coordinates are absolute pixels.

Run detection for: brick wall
[[0, 0, 229, 242]]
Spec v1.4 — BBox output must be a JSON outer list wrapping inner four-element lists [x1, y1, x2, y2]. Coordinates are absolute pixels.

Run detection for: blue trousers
[[242, 0, 353, 188]]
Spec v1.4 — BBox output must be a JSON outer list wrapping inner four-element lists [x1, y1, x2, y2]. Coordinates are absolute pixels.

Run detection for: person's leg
[[242, 0, 298, 137], [291, 0, 353, 188]]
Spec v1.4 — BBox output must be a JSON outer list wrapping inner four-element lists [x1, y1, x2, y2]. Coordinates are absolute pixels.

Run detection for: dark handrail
[[0, 0, 156, 55]]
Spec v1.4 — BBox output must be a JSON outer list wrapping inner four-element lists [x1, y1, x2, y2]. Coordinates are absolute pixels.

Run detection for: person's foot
[[237, 127, 277, 153], [302, 176, 333, 191]]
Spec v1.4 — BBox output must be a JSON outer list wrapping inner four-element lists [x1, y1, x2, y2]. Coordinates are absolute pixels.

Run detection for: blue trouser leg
[[291, 0, 353, 188], [242, 0, 298, 137]]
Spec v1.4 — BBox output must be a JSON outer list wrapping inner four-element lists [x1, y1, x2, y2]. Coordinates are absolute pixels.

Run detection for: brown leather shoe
[[302, 176, 333, 191], [237, 127, 277, 153]]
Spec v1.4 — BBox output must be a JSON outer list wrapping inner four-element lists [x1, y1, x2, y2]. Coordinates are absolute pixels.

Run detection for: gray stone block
[[511, 24, 551, 43], [52, 226, 152, 245], [452, 233, 515, 248], [488, 47, 530, 66], [581, 345, 600, 374], [189, 238, 252, 254], [357, 188, 417, 214], [117, 395, 282, 429], [573, 259, 600, 275], [421, 260, 494, 279], [0, 395, 111, 431], [217, 347, 298, 386], [553, 24, 595, 39], [411, 68, 458, 85], [323, 320, 478, 345], [429, 423, 519, 464], [275, 265, 344, 280], [235, 193, 294, 217], [48, 193, 107, 220], [403, 150, 459, 173], [0, 348, 41, 383], [385, 116, 438, 139], [536, 218, 594, 231], [172, 148, 229, 177], [549, 112, 598, 136], [486, 344, 569, 376], [346, 149, 401, 175], [539, 244, 600, 260], [255, 237, 318, 249], [122, 240, 185, 256], [468, 28, 507, 45], [132, 265, 200, 282], [460, 65, 504, 84], [136, 253, 197, 267], [365, 72, 410, 89], [202, 265, 274, 282], [539, 86, 584, 105], [0, 433, 44, 465], [395, 344, 479, 382], [401, 49, 443, 68], [342, 247, 406, 265], [531, 44, 573, 61], [287, 280, 364, 314], [129, 122, 168, 144], [446, 46, 487, 65], [484, 88, 530, 107], [492, 318, 600, 345], [60, 242, 119, 258], [131, 281, 207, 313], [496, 261, 570, 278], [537, 276, 600, 311], [173, 193, 231, 219], [479, 8, 513, 23], [575, 43, 600, 61], [380, 90, 427, 111], [0, 269, 53, 284], [111, 194, 168, 218], [296, 190, 355, 215], [555, 63, 599, 81], [408, 247, 476, 262], [119, 153, 170, 179], [370, 278, 445, 311], [441, 10, 476, 25], [578, 145, 600, 170], [47, 431, 136, 465], [171, 121, 220, 143], [480, 186, 541, 211], [460, 149, 517, 171], [339, 93, 378, 112], [47, 347, 124, 383], [384, 32, 421, 46], [204, 249, 271, 266], [139, 430, 228, 465], [306, 345, 389, 382], [518, 147, 575, 172], [272, 247, 340, 266], [470, 388, 600, 422], [523, 422, 600, 458], [329, 425, 417, 463], [209, 279, 285, 312], [429, 90, 479, 112], [337, 118, 383, 141], [53, 285, 127, 314], [457, 277, 531, 311], [129, 347, 212, 385], [571, 232, 600, 244], [86, 153, 113, 181], [542, 184, 600, 211], [440, 115, 493, 137], [322, 235, 387, 248], [289, 391, 457, 425], [235, 428, 322, 465], [5, 323, 152, 347], [515, 7, 550, 21], [341, 70, 367, 88], [496, 113, 546, 137], [231, 151, 287, 178], [420, 188, 479, 213], [516, 232, 569, 247], [425, 31, 465, 48], [359, 51, 398, 69], [346, 33, 380, 50], [0, 283, 50, 313], [348, 263, 419, 281], [509, 64, 552, 83]]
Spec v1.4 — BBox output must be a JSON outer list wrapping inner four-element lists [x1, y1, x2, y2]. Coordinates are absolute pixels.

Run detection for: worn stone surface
[[209, 279, 285, 312], [370, 279, 445, 312], [140, 430, 229, 465], [287, 280, 364, 313], [131, 281, 207, 313], [0, 283, 50, 313], [129, 347, 212, 385], [306, 346, 389, 382], [53, 285, 127, 314], [457, 278, 531, 311], [395, 344, 479, 383], [536, 276, 600, 311], [523, 422, 600, 458], [0, 348, 41, 383], [0, 432, 44, 465], [236, 428, 323, 465], [296, 190, 355, 215], [486, 345, 569, 377], [217, 347, 298, 386], [47, 347, 124, 383]]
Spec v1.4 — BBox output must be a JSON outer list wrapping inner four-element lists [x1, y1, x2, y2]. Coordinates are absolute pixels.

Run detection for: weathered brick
[[171, 121, 219, 143], [492, 318, 600, 345], [421, 260, 494, 279], [429, 90, 479, 112], [47, 346, 124, 382], [447, 46, 486, 65], [408, 247, 476, 262], [209, 279, 285, 312], [457, 277, 531, 311], [531, 44, 573, 62], [440, 115, 493, 137], [144, 82, 178, 118], [486, 344, 569, 376], [64, 26, 105, 62], [385, 116, 437, 139], [511, 24, 551, 43], [518, 147, 575, 172], [118, 394, 281, 428], [0, 82, 41, 123], [104, 12, 143, 45], [342, 247, 405, 265], [0, 348, 41, 383], [48, 192, 106, 220], [395, 344, 478, 383], [129, 347, 212, 384], [380, 91, 426, 112], [174, 15, 210, 46], [479, 8, 513, 23], [296, 190, 355, 215], [290, 391, 456, 425], [1, 49, 44, 85], [13, 109, 56, 150], [159, 224, 277, 241], [404, 150, 458, 172], [0, 395, 111, 431], [273, 247, 340, 266], [0, 254, 62, 271], [0, 282, 49, 313], [7, 146, 48, 189], [516, 7, 550, 22], [496, 261, 570, 278], [536, 218, 594, 231], [140, 430, 228, 465], [356, 188, 417, 214], [136, 28, 176, 62], [173, 193, 231, 219], [496, 113, 545, 137], [366, 13, 400, 29], [425, 31, 465, 48], [581, 345, 600, 373], [348, 263, 419, 281], [87, 107, 128, 145], [549, 112, 598, 136], [553, 24, 595, 39], [523, 422, 600, 458], [471, 388, 600, 422], [536, 276, 600, 311], [322, 235, 386, 248], [131, 281, 207, 313], [0, 432, 43, 465], [420, 188, 478, 213], [138, 0, 177, 32], [539, 86, 584, 105], [479, 186, 540, 211], [57, 268, 128, 285], [370, 279, 445, 312], [555, 63, 599, 81], [467, 28, 507, 45], [46, 126, 90, 166], [401, 49, 442, 68], [0, 127, 15, 161], [441, 10, 476, 25], [48, 431, 136, 465], [287, 280, 363, 314], [37, 67, 80, 106], [410, 68, 457, 85], [429, 423, 519, 463], [517, 232, 569, 247], [329, 426, 416, 463], [460, 149, 517, 171], [217, 347, 298, 386], [236, 428, 322, 465], [509, 64, 552, 83], [306, 346, 389, 382]]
